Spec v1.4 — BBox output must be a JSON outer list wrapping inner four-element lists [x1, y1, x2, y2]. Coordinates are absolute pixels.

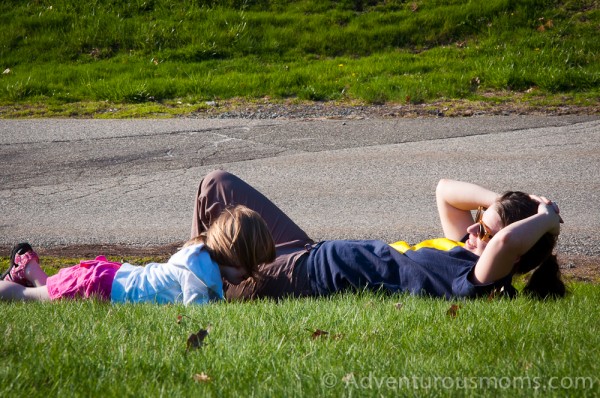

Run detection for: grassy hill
[[0, 0, 598, 117]]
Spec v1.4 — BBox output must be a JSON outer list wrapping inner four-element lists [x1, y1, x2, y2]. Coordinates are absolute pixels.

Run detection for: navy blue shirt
[[305, 239, 514, 299]]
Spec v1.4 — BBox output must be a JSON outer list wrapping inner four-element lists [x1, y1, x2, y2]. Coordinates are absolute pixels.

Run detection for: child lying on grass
[[0, 205, 275, 305]]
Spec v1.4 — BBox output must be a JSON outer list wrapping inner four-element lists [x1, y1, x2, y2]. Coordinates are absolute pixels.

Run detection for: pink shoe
[[1, 242, 38, 287]]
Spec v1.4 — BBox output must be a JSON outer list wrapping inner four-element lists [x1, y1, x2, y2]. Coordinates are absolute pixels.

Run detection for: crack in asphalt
[[2, 118, 596, 148], [0, 124, 281, 146], [1, 119, 597, 193]]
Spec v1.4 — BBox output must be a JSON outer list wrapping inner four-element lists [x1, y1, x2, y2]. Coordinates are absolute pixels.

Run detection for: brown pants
[[191, 170, 314, 300]]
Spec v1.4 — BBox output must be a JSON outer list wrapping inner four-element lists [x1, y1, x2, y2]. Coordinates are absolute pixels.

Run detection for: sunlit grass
[[0, 0, 598, 115], [1, 253, 600, 396], [1, 282, 599, 397]]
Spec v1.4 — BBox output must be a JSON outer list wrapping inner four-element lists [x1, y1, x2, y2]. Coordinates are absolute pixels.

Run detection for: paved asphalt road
[[1, 115, 599, 258]]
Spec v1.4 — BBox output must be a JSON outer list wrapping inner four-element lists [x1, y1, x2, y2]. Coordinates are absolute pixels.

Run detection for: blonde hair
[[186, 205, 275, 278]]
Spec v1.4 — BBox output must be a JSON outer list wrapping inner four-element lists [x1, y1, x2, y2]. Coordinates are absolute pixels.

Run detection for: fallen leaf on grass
[[307, 328, 343, 340], [446, 304, 460, 318], [193, 373, 211, 383], [187, 326, 211, 351], [310, 328, 329, 339], [177, 313, 202, 324], [177, 314, 212, 351]]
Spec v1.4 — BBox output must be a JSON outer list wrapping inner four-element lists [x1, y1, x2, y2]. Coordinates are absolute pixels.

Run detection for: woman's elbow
[[437, 178, 449, 189], [436, 178, 450, 197]]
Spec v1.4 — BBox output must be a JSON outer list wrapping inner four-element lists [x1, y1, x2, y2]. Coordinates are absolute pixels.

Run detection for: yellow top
[[389, 238, 465, 254]]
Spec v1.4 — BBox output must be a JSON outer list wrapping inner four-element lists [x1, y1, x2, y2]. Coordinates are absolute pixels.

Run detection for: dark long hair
[[495, 191, 566, 299]]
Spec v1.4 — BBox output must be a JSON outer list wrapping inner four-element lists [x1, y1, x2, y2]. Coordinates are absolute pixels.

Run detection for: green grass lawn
[[1, 0, 598, 117], [1, 255, 599, 397]]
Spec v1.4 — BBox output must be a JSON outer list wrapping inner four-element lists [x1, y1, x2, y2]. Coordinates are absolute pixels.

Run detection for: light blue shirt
[[110, 243, 224, 305]]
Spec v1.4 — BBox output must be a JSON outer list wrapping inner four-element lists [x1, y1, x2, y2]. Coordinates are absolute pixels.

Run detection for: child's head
[[193, 205, 275, 284]]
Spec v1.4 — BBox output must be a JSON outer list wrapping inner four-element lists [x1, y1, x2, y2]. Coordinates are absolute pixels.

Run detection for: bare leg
[[0, 280, 50, 301], [24, 258, 48, 287]]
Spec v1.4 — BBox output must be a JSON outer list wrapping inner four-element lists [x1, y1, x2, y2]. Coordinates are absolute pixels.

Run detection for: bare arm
[[473, 202, 561, 284], [435, 179, 500, 240]]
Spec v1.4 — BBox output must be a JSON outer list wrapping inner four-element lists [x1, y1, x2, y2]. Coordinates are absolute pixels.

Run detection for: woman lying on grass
[[0, 205, 275, 304], [193, 170, 565, 301]]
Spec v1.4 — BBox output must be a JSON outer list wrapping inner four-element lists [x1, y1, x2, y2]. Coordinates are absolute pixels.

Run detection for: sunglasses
[[475, 206, 494, 242]]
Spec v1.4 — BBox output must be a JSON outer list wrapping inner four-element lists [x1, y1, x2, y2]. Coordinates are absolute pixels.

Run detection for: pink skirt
[[46, 256, 121, 301]]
